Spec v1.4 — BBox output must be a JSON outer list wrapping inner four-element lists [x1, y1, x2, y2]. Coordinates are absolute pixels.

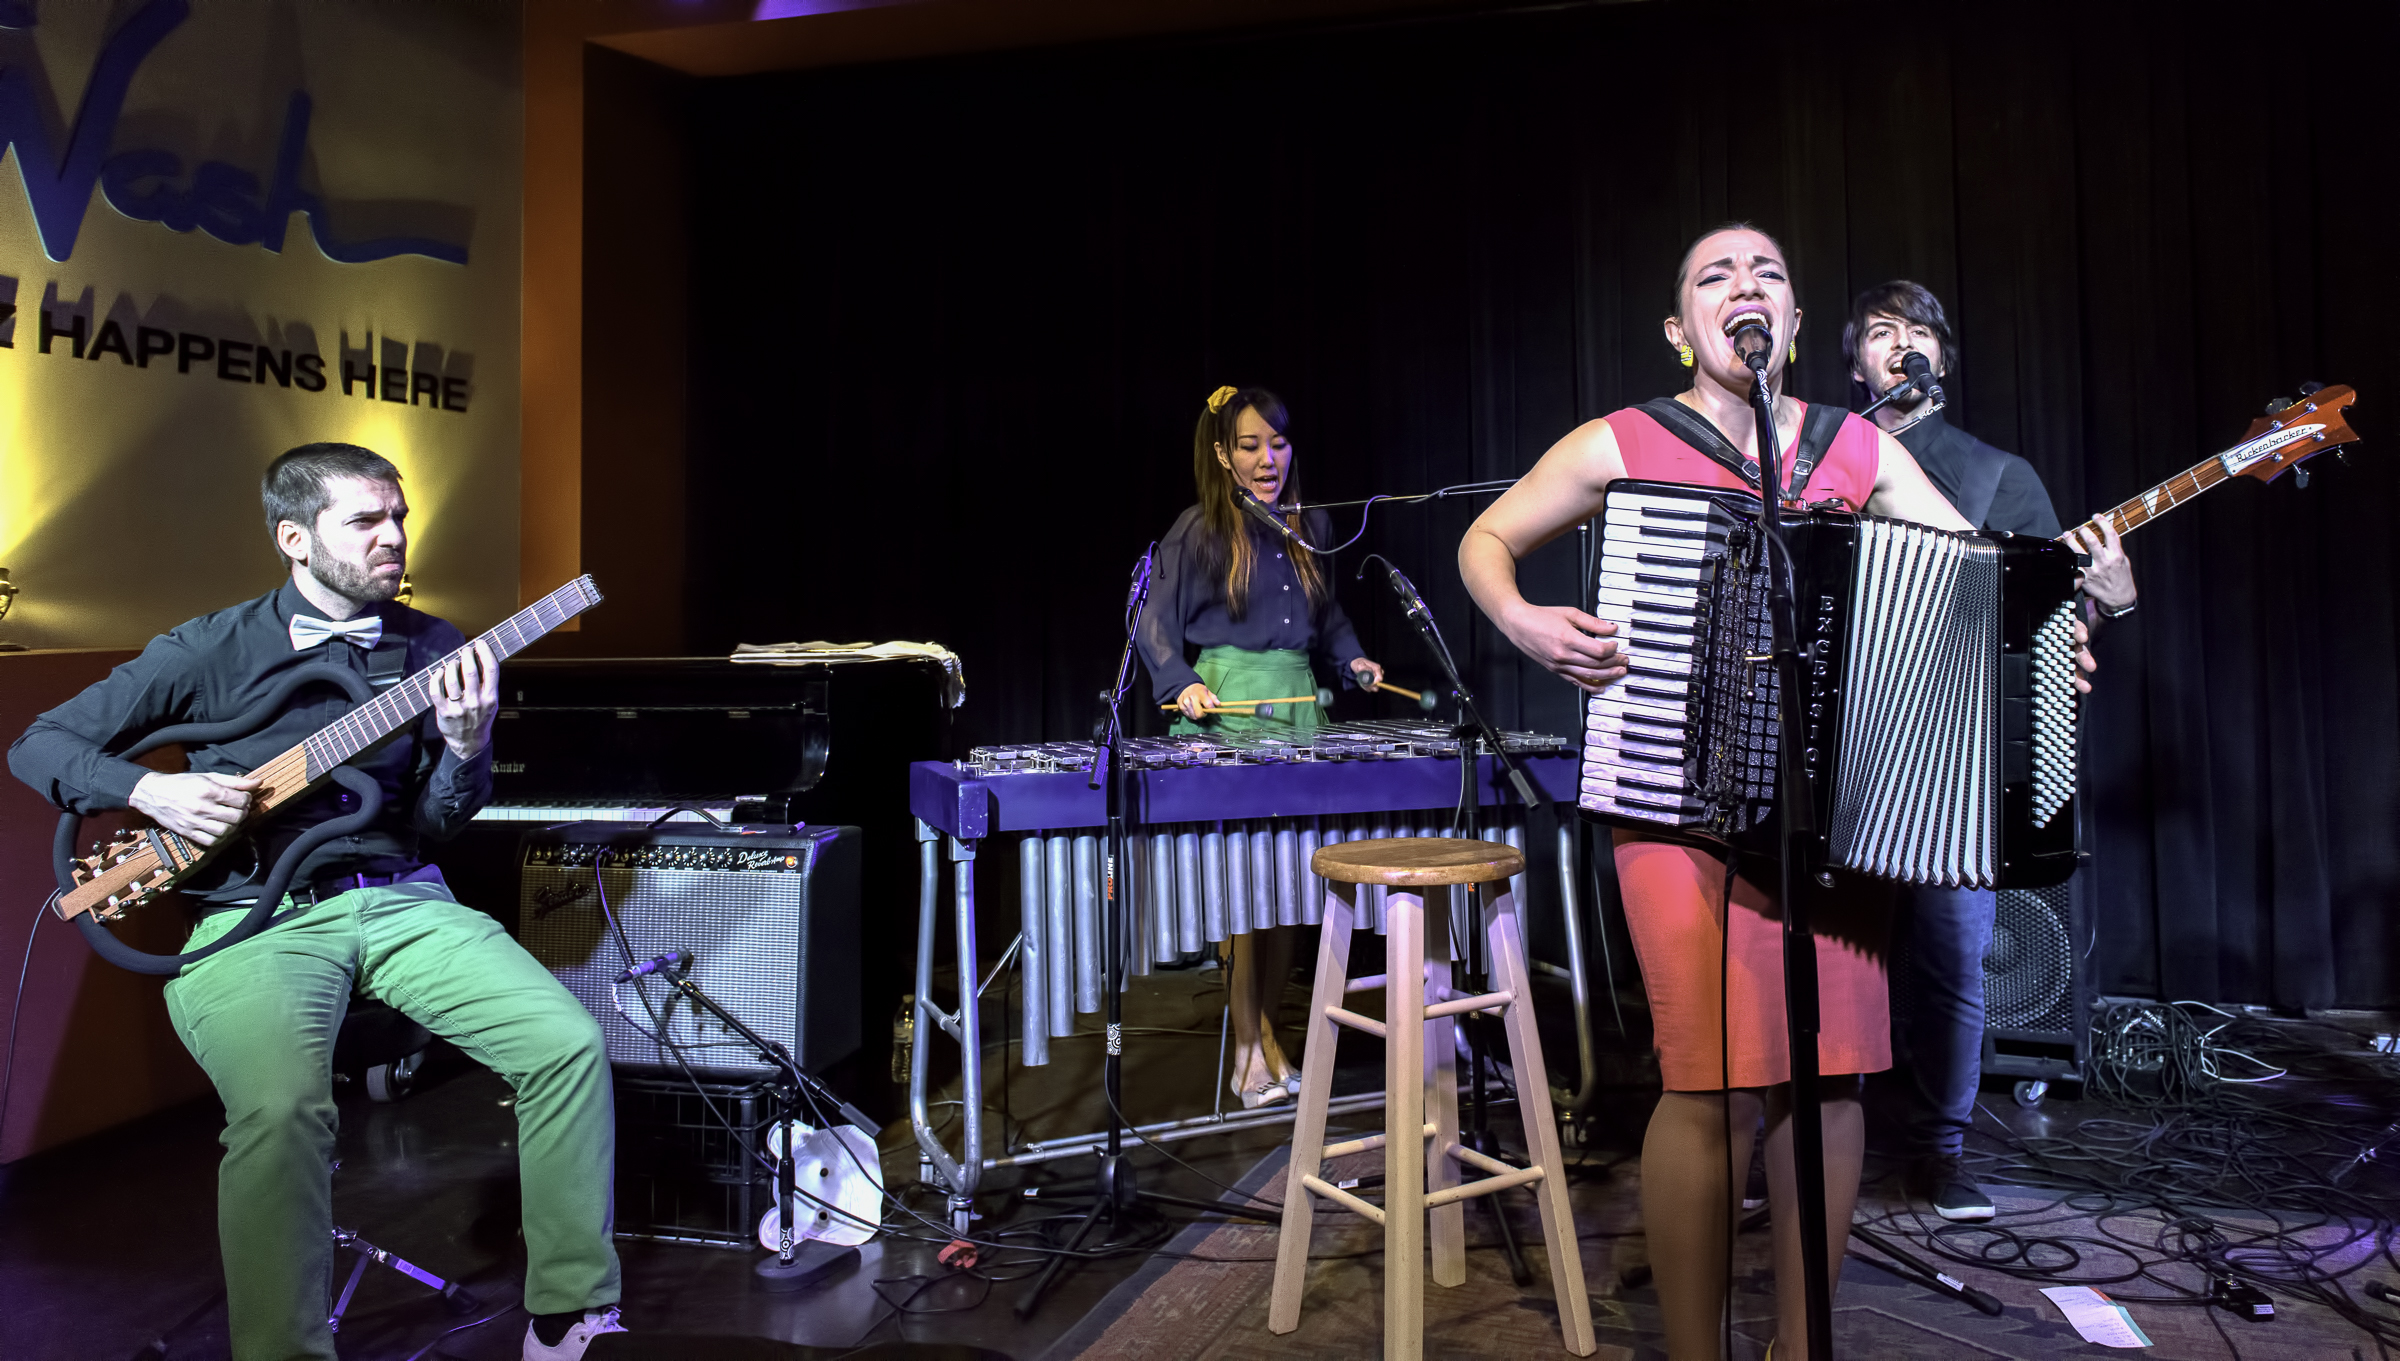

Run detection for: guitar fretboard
[[301, 576, 602, 777], [2067, 456, 2237, 543]]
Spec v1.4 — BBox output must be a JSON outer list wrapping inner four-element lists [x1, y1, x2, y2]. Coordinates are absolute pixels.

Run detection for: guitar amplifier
[[517, 822, 862, 1079], [1979, 868, 2092, 1095]]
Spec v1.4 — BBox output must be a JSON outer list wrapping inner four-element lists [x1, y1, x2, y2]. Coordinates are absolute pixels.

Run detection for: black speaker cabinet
[[1979, 868, 2092, 1094], [517, 822, 862, 1079]]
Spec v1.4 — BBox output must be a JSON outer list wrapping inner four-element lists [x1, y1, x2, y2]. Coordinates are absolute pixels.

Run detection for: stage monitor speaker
[[1980, 867, 2092, 1093], [518, 822, 862, 1079]]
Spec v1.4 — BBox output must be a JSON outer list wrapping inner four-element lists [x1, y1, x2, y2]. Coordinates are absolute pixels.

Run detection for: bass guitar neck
[[57, 576, 604, 922], [2062, 384, 2360, 545]]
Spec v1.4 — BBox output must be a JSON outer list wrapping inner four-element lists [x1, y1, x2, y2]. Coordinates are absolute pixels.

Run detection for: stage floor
[[5, 968, 2398, 1359]]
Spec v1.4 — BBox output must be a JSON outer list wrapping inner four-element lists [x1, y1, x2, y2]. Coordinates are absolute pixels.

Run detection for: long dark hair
[[1190, 386, 1326, 619]]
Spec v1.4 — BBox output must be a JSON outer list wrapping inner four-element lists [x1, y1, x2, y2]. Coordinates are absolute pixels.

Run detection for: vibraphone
[[905, 720, 1592, 1226]]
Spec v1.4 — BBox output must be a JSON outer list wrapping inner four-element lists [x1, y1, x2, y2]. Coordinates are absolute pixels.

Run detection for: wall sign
[[0, 0, 470, 265]]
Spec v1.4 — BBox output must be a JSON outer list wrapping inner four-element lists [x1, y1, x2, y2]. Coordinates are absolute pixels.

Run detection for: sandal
[[1239, 1078, 1294, 1110]]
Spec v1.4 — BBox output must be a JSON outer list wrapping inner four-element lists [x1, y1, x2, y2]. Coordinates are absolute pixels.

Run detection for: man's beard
[[307, 538, 404, 607]]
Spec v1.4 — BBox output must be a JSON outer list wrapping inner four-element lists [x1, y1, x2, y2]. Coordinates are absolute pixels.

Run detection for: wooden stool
[[1269, 837, 1595, 1358]]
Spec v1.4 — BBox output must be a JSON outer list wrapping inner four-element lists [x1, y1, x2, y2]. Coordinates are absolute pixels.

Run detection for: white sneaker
[[522, 1306, 627, 1360]]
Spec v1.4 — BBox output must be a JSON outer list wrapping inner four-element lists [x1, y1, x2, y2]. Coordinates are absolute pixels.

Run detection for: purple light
[[752, 0, 917, 19]]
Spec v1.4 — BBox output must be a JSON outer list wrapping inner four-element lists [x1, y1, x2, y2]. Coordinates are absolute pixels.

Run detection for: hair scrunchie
[[1205, 385, 1239, 413]]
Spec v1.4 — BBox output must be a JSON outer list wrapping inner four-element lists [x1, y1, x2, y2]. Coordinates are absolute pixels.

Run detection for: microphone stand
[[642, 962, 882, 1290], [1364, 555, 1543, 1284], [1016, 546, 1281, 1321], [1744, 343, 1837, 1359]]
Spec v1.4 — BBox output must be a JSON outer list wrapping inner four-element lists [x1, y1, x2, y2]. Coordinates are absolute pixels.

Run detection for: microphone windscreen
[[1730, 322, 1774, 366]]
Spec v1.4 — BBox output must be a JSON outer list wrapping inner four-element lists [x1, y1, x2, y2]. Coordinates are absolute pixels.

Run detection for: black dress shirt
[[9, 580, 493, 902], [1896, 410, 2063, 537], [1137, 506, 1368, 704]]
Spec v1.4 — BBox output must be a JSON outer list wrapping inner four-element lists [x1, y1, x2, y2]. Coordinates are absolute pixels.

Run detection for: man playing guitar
[[9, 444, 625, 1360]]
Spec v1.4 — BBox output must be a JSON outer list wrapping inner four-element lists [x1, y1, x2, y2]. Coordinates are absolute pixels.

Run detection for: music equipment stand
[[634, 956, 882, 1290], [1015, 547, 1284, 1322], [1364, 554, 1547, 1285], [1745, 352, 1837, 1358]]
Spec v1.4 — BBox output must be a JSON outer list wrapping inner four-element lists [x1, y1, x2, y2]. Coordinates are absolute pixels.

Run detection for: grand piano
[[430, 654, 954, 1115]]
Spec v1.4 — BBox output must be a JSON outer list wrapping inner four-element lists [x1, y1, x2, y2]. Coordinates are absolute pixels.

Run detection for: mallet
[[1160, 695, 1320, 718]]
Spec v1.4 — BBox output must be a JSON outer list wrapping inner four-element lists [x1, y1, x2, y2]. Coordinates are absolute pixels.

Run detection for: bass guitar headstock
[[2227, 383, 2360, 485]]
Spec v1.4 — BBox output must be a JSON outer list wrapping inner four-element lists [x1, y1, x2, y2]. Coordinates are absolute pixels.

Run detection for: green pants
[[1170, 646, 1321, 738], [163, 881, 618, 1361]]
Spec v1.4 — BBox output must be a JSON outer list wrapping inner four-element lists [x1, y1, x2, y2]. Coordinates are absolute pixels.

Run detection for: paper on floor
[[2040, 1285, 2154, 1347]]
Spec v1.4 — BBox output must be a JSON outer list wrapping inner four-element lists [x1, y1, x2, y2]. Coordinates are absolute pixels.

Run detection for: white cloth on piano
[[730, 639, 966, 709]]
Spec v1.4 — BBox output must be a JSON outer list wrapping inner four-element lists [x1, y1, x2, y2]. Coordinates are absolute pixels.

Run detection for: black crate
[[614, 1074, 777, 1248]]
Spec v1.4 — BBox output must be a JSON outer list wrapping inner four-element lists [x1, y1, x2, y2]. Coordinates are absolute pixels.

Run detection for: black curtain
[[681, 0, 2400, 1008]]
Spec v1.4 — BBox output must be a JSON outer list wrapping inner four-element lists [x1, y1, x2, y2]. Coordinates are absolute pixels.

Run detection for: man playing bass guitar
[[1844, 282, 2137, 1224], [9, 444, 626, 1361]]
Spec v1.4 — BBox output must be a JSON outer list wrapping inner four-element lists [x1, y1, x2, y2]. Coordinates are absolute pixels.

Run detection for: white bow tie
[[289, 613, 384, 652]]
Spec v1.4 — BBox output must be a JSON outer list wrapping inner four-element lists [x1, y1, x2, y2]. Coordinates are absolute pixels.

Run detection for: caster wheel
[[2013, 1079, 2049, 1109], [367, 1048, 427, 1102]]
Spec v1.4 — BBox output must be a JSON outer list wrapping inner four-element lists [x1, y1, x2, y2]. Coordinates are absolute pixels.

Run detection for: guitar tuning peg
[[2265, 397, 2296, 415], [2298, 381, 2325, 396], [2295, 467, 2311, 489]]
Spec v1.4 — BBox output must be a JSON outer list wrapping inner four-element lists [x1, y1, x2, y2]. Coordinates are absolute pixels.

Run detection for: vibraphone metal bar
[[904, 723, 1592, 1229]]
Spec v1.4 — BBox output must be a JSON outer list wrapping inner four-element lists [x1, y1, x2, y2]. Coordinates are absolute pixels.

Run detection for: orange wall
[[519, 0, 749, 626], [0, 651, 211, 1164]]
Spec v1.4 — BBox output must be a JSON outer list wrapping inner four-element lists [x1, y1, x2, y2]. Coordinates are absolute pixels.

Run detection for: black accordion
[[1578, 479, 2081, 890]]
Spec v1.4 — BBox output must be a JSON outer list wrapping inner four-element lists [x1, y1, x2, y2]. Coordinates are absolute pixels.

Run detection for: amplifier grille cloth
[[520, 865, 801, 1080], [1985, 882, 2075, 1033]]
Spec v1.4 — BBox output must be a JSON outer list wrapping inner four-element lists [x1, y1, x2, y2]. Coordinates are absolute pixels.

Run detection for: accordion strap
[[1636, 397, 1849, 502]]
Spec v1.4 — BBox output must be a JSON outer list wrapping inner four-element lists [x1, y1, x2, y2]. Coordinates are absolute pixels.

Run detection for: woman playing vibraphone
[[1459, 223, 2092, 1360], [1136, 384, 1383, 1108]]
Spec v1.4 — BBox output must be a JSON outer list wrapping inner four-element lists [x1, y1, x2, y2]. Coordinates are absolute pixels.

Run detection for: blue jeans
[[1897, 886, 1994, 1160]]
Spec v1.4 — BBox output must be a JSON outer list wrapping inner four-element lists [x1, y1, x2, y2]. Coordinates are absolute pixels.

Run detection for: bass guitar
[[53, 574, 603, 974]]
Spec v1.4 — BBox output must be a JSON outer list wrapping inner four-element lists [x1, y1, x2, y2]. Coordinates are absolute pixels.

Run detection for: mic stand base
[[754, 1239, 858, 1292]]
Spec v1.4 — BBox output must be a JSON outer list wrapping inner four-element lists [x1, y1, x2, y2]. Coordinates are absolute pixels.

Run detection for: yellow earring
[[1676, 344, 1694, 368], [1789, 341, 1799, 363]]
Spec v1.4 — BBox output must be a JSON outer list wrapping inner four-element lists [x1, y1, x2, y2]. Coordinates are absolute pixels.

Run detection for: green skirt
[[1170, 646, 1319, 738]]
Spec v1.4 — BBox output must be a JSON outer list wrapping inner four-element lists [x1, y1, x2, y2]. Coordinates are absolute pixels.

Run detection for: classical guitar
[[56, 574, 605, 925], [2059, 384, 2360, 546]]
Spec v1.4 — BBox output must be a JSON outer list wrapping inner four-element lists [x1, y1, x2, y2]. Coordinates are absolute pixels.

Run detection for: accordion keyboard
[[1579, 487, 1776, 832]]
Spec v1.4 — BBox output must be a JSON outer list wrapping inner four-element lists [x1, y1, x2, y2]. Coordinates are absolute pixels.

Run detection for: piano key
[[1591, 692, 1689, 723], [473, 804, 739, 823], [1596, 586, 1700, 615]]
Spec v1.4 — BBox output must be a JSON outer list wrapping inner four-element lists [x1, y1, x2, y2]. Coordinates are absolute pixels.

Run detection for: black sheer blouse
[[1136, 505, 1367, 704]]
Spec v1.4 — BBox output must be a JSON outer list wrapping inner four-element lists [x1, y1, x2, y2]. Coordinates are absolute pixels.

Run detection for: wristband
[[2098, 598, 2138, 620]]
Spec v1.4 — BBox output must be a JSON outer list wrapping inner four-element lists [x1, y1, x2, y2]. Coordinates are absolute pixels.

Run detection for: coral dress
[[1602, 400, 1895, 1090]]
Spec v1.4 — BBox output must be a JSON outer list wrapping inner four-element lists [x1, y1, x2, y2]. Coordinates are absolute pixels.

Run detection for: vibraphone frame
[[905, 749, 1594, 1230]]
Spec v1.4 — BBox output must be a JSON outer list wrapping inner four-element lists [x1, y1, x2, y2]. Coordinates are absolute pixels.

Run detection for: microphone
[[1901, 350, 1945, 405], [1728, 319, 1775, 371], [615, 950, 691, 984], [1234, 485, 1299, 544], [1378, 559, 1433, 626]]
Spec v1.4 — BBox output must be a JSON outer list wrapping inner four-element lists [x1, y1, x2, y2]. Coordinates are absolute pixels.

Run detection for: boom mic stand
[[1739, 330, 1837, 1358], [1361, 554, 1545, 1284], [1017, 546, 1281, 1321]]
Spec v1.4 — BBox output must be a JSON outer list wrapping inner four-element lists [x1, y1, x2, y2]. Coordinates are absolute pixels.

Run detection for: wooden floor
[[5, 966, 2398, 1360]]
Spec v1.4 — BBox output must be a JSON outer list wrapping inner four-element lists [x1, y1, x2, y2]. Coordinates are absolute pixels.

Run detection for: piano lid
[[491, 657, 831, 802]]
